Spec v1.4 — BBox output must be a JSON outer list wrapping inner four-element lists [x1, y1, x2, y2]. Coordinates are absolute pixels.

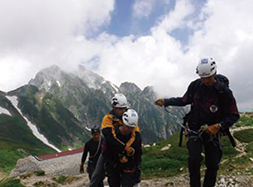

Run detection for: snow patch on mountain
[[48, 81, 51, 87], [6, 96, 61, 152], [110, 82, 119, 93], [0, 106, 11, 116], [56, 80, 61, 87], [29, 65, 66, 91], [85, 127, 91, 132]]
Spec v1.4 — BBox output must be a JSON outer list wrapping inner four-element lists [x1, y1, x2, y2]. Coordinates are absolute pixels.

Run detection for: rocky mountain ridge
[[0, 65, 187, 152]]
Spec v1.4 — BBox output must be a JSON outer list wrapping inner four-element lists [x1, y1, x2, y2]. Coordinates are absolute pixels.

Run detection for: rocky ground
[[5, 152, 253, 187], [7, 171, 253, 187]]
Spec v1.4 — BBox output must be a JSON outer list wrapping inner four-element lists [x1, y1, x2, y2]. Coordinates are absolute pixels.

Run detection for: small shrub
[[20, 173, 32, 179], [63, 176, 80, 184], [34, 181, 58, 187], [53, 175, 68, 184], [35, 170, 45, 176], [0, 177, 25, 187]]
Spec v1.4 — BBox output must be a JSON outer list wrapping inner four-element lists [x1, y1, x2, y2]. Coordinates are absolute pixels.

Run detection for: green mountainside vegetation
[[0, 91, 57, 174], [0, 114, 55, 173], [0, 114, 253, 186], [12, 85, 90, 148], [142, 113, 253, 179], [1, 113, 253, 177]]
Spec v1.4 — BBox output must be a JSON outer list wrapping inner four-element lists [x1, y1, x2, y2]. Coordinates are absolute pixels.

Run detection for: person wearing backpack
[[80, 125, 104, 187], [155, 58, 239, 187]]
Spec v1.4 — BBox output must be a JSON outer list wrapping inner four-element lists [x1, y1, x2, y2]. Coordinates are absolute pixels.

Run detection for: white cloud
[[186, 0, 253, 111], [94, 0, 253, 111], [152, 0, 194, 33], [0, 0, 253, 112], [0, 57, 33, 90], [132, 0, 156, 19], [96, 0, 196, 95], [0, 0, 114, 91]]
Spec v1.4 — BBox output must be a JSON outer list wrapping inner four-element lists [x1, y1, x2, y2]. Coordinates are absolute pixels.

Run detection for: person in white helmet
[[105, 109, 142, 187], [155, 58, 239, 187], [89, 94, 141, 187]]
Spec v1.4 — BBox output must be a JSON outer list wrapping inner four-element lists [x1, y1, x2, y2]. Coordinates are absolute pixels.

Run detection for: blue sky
[[106, 0, 137, 36], [104, 0, 206, 44], [106, 0, 172, 37], [0, 0, 253, 112]]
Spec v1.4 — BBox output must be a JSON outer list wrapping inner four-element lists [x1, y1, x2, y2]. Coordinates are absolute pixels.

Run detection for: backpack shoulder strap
[[188, 78, 202, 99], [179, 79, 201, 147]]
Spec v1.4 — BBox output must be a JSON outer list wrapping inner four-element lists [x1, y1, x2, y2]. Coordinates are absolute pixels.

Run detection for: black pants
[[107, 169, 136, 187], [89, 154, 105, 187], [187, 133, 222, 187]]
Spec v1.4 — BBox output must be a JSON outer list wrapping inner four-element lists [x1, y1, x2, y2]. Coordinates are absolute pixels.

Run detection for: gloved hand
[[155, 98, 164, 106], [125, 146, 135, 156], [205, 123, 221, 136], [79, 163, 84, 174], [127, 147, 135, 156], [119, 154, 128, 163]]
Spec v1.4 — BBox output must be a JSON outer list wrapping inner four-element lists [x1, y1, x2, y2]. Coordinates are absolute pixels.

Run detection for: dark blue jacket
[[164, 79, 239, 131]]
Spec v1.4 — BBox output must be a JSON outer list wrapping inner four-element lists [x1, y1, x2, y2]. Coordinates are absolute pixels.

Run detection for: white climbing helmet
[[111, 93, 128, 108], [122, 109, 138, 127], [196, 58, 217, 78]]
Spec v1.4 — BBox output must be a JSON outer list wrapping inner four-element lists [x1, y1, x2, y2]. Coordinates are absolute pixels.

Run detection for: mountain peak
[[142, 86, 157, 102], [75, 65, 105, 89], [120, 82, 141, 93], [28, 65, 69, 91]]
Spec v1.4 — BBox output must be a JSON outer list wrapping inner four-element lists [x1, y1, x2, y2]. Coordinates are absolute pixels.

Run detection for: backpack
[[189, 74, 229, 98], [178, 74, 236, 147]]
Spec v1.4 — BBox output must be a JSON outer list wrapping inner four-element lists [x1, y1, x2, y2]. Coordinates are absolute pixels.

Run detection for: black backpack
[[178, 74, 236, 147]]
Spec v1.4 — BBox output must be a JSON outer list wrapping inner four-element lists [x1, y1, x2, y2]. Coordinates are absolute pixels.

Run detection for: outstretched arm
[[154, 80, 198, 107]]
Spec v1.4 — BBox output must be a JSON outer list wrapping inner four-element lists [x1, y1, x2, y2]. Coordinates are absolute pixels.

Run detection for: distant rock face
[[9, 154, 93, 187], [10, 156, 41, 177], [10, 153, 82, 177], [120, 82, 142, 94], [4, 65, 187, 147], [29, 65, 63, 91], [75, 65, 105, 90]]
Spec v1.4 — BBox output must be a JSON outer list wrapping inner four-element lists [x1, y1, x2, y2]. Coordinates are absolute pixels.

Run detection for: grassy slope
[[220, 129, 253, 173], [142, 114, 253, 179], [142, 132, 188, 178], [0, 114, 55, 174], [142, 131, 253, 179], [0, 177, 25, 187]]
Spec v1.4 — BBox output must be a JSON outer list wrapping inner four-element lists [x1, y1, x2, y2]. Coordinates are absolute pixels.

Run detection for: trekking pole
[[163, 107, 198, 135]]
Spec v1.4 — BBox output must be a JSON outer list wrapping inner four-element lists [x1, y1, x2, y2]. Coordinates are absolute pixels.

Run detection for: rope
[[163, 107, 221, 145], [89, 138, 102, 159], [164, 107, 198, 135]]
